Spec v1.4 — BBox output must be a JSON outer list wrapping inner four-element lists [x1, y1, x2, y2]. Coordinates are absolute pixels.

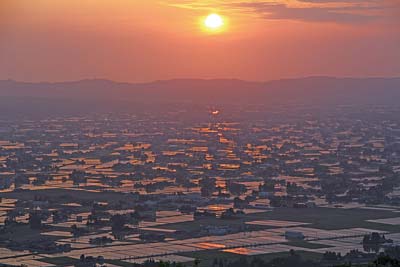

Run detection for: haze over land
[[1, 77, 400, 105]]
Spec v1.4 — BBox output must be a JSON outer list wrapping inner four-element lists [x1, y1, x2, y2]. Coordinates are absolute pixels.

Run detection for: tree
[[110, 214, 126, 234], [373, 255, 400, 267], [70, 170, 87, 186], [29, 213, 42, 230], [226, 181, 247, 196], [199, 177, 216, 197]]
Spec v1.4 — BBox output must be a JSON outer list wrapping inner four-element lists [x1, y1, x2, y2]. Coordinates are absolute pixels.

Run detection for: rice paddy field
[[1, 206, 399, 266]]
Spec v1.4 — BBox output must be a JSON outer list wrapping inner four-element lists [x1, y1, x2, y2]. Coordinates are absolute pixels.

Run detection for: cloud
[[226, 2, 378, 23], [164, 0, 216, 11], [168, 0, 397, 24]]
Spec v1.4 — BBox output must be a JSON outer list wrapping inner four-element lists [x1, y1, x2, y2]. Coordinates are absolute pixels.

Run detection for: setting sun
[[204, 13, 224, 30]]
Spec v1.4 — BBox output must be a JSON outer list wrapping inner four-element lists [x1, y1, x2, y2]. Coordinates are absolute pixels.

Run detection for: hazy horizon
[[3, 75, 400, 84]]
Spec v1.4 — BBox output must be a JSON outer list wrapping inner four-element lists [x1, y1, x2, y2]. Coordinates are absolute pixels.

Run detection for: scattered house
[[194, 210, 216, 220], [285, 231, 305, 240], [204, 225, 231, 236], [221, 208, 245, 219]]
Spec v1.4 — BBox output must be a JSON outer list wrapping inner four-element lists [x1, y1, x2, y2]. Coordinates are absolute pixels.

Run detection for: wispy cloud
[[225, 1, 377, 23], [163, 0, 216, 11], [167, 0, 398, 24]]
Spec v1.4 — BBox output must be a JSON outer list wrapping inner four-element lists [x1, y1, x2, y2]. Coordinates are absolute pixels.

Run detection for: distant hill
[[0, 77, 399, 115]]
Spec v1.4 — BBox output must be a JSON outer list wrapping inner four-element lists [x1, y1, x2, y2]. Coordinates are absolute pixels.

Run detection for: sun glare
[[204, 13, 224, 30]]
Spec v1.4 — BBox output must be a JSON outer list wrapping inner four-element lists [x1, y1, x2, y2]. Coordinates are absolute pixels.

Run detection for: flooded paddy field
[[0, 106, 400, 266]]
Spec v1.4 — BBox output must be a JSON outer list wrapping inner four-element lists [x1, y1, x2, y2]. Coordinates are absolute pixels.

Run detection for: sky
[[0, 0, 399, 82]]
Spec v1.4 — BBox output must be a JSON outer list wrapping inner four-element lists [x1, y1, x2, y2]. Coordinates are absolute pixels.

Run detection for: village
[[0, 105, 400, 266]]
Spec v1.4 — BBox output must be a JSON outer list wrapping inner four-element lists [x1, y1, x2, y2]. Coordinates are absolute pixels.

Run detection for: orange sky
[[1, 0, 399, 82]]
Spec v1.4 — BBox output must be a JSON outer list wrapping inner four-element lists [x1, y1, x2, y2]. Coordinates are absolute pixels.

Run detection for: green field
[[288, 240, 333, 249]]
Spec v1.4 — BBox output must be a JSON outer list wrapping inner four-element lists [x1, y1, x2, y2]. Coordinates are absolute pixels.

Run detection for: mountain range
[[0, 77, 399, 116]]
